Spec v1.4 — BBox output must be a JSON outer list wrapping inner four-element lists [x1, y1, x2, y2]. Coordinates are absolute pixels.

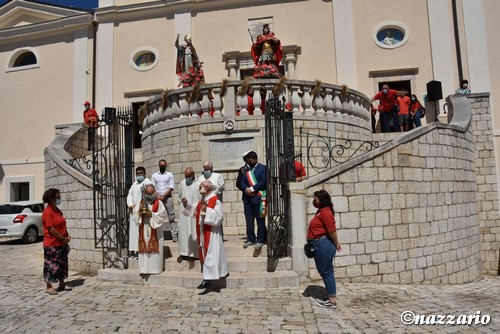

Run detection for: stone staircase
[[98, 234, 299, 288]]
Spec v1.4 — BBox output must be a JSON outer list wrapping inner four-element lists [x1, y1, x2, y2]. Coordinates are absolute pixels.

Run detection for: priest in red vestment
[[182, 180, 228, 290]]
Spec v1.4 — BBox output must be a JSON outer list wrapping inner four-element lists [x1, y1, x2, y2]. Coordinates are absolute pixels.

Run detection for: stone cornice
[[0, 13, 93, 44]]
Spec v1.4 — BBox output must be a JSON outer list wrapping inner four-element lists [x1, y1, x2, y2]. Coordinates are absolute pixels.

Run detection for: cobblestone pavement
[[1, 239, 499, 333]]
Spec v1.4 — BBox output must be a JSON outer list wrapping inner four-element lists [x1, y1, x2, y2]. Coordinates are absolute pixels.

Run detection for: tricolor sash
[[246, 169, 267, 218]]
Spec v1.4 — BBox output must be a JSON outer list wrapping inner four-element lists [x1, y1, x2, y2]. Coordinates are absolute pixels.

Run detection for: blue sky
[[0, 0, 98, 10]]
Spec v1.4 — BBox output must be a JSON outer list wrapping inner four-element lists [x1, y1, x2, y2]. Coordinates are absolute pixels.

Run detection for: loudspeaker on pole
[[426, 81, 443, 101]]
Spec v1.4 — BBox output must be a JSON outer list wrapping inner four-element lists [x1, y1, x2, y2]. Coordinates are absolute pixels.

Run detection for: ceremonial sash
[[195, 196, 218, 264], [246, 169, 267, 218], [138, 199, 160, 254]]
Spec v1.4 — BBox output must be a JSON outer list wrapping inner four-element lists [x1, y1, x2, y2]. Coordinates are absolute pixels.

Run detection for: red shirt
[[42, 205, 68, 247], [307, 207, 336, 239], [410, 100, 423, 113], [295, 160, 306, 179], [397, 96, 410, 115], [83, 108, 99, 128], [372, 89, 398, 112]]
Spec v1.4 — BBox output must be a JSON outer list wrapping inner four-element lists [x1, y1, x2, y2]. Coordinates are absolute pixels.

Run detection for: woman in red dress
[[42, 188, 71, 295]]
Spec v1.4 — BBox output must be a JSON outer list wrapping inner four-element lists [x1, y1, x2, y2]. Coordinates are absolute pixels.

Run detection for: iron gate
[[265, 97, 295, 263], [91, 106, 134, 269]]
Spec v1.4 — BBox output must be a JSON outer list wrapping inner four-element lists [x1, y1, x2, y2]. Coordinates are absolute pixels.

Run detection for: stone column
[[288, 182, 308, 278], [223, 51, 241, 80], [332, 0, 358, 88], [462, 0, 491, 93]]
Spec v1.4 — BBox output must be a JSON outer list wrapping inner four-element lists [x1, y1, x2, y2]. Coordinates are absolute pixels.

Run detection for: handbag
[[304, 243, 314, 258], [420, 108, 426, 118]]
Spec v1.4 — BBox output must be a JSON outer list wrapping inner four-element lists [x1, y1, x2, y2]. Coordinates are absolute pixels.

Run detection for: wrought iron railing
[[298, 126, 381, 175]]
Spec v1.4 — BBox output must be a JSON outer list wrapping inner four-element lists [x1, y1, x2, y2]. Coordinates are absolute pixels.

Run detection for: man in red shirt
[[397, 91, 411, 132], [83, 101, 99, 128], [371, 84, 403, 133], [83, 101, 98, 150]]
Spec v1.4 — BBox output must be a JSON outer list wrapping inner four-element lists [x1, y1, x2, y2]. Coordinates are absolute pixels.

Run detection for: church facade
[[1, 0, 499, 206]]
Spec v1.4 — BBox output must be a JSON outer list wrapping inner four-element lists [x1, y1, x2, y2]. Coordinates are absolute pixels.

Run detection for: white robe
[[133, 200, 166, 274], [178, 178, 201, 258], [197, 172, 225, 198], [183, 192, 228, 280], [126, 178, 151, 252]]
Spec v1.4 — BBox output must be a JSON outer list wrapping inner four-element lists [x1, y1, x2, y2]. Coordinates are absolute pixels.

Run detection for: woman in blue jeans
[[307, 190, 342, 308]]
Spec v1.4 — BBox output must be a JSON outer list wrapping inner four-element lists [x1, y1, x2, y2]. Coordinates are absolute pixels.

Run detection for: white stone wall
[[468, 94, 500, 275], [44, 125, 102, 274], [141, 113, 372, 235]]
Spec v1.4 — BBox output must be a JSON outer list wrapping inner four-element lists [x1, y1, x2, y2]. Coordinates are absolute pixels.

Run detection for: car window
[[30, 204, 44, 213], [0, 205, 24, 214]]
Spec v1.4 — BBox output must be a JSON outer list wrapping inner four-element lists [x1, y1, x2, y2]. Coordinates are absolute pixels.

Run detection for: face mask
[[199, 187, 207, 195], [56, 198, 62, 206], [85, 105, 90, 110], [411, 98, 416, 101], [248, 163, 256, 169], [203, 171, 212, 179], [185, 176, 194, 186], [144, 194, 157, 202], [463, 84, 468, 88], [136, 175, 145, 183], [383, 89, 388, 94], [312, 200, 319, 208], [159, 166, 166, 173]]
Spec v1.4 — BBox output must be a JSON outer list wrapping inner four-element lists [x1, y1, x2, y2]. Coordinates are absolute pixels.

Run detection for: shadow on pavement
[[302, 285, 327, 299]]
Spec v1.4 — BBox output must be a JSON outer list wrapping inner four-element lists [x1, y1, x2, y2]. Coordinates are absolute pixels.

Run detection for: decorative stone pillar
[[283, 45, 301, 80], [222, 51, 241, 80]]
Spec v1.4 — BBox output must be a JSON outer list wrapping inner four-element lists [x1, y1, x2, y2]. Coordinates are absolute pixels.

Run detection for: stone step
[[163, 234, 268, 258], [98, 268, 299, 289], [127, 255, 292, 272]]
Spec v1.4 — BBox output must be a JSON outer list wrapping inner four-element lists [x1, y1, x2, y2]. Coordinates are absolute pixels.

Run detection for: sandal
[[45, 289, 58, 295], [56, 285, 73, 292]]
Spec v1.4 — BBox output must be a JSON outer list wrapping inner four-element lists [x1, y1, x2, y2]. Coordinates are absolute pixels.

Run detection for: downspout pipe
[[452, 0, 463, 83], [92, 18, 97, 107]]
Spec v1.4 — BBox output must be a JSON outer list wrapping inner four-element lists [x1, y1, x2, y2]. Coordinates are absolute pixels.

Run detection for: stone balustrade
[[141, 79, 371, 129]]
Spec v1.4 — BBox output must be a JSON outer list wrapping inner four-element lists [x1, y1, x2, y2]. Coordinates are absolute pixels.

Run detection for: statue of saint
[[251, 24, 283, 67], [175, 34, 201, 75], [175, 33, 204, 86]]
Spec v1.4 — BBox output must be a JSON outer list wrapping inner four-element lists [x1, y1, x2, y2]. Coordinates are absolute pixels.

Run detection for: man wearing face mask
[[83, 101, 99, 150], [370, 84, 404, 133], [240, 151, 267, 250], [151, 159, 176, 241], [133, 184, 166, 274], [126, 166, 151, 258], [182, 180, 228, 291], [197, 161, 225, 202], [178, 167, 200, 259]]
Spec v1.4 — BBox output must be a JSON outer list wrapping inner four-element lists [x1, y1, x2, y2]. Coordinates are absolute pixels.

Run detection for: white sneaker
[[243, 241, 255, 249], [254, 242, 265, 250]]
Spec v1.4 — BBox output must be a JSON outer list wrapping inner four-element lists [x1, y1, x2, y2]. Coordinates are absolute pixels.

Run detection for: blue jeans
[[413, 110, 421, 127], [380, 112, 390, 133], [311, 236, 337, 297]]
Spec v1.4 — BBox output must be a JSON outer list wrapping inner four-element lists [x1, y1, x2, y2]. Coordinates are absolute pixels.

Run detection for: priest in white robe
[[178, 167, 200, 259], [126, 166, 151, 256], [134, 184, 166, 274], [182, 180, 228, 289]]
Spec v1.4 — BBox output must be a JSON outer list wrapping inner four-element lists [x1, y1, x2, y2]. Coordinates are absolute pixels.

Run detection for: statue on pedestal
[[251, 24, 283, 79], [175, 34, 205, 87]]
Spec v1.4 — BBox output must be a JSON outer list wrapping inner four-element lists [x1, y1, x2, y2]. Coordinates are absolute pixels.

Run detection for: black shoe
[[197, 280, 210, 289]]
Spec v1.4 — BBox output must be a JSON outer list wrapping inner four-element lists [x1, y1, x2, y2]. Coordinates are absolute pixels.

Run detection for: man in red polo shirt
[[371, 84, 403, 133]]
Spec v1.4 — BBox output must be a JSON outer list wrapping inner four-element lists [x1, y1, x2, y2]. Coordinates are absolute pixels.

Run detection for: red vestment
[[251, 33, 283, 66], [195, 195, 218, 264]]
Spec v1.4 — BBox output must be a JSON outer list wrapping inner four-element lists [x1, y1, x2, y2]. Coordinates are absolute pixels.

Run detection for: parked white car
[[0, 201, 44, 243]]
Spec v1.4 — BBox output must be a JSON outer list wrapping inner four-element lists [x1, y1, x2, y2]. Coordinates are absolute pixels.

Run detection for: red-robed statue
[[251, 24, 283, 78]]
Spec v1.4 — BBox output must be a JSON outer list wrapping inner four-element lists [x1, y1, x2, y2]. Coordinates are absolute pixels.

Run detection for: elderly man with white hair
[[182, 180, 228, 291], [197, 161, 225, 201]]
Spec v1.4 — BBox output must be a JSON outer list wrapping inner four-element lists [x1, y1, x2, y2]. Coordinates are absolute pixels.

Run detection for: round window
[[373, 22, 409, 49], [130, 48, 159, 71]]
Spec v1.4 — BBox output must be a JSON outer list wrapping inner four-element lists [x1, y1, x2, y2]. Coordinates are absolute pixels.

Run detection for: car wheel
[[22, 226, 39, 244]]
